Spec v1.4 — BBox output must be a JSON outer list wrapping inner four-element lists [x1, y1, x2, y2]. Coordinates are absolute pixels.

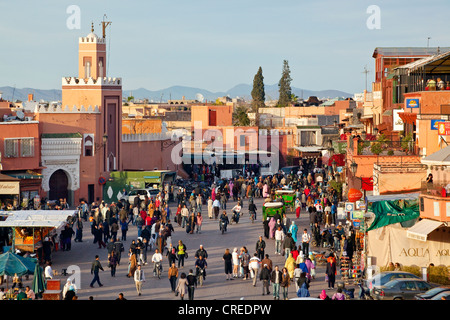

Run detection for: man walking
[[270, 265, 282, 300], [186, 269, 197, 300], [255, 236, 266, 260], [74, 217, 83, 242], [259, 264, 271, 296], [90, 255, 104, 288], [134, 264, 145, 296], [301, 229, 311, 257]]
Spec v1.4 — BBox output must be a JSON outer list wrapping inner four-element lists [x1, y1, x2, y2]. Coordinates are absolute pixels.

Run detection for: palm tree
[[233, 105, 250, 126]]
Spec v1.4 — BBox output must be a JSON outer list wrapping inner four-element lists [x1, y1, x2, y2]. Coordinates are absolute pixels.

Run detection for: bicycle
[[196, 267, 205, 286], [154, 261, 162, 279]]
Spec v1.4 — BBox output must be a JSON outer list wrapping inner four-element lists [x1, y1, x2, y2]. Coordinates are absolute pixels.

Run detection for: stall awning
[[0, 210, 76, 228], [398, 112, 417, 124], [406, 219, 446, 242]]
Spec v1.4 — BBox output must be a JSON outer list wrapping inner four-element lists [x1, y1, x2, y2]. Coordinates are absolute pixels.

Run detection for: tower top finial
[[91, 21, 94, 33]]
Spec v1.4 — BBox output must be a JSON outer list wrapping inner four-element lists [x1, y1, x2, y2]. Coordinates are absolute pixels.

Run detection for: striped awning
[[406, 219, 445, 242]]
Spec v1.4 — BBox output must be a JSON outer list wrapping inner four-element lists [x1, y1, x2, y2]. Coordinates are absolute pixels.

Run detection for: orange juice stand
[[0, 210, 76, 261]]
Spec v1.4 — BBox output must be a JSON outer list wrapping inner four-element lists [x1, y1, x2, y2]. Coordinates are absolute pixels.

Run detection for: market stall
[[0, 210, 76, 262]]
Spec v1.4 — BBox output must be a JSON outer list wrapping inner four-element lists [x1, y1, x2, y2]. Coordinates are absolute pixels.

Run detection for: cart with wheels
[[275, 189, 296, 213], [262, 201, 285, 221]]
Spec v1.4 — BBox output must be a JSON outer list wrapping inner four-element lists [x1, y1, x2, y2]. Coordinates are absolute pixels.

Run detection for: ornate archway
[[49, 169, 69, 202]]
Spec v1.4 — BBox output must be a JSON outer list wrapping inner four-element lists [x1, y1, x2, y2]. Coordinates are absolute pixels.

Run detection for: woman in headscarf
[[62, 279, 77, 300], [268, 217, 276, 239], [284, 253, 295, 279], [308, 253, 316, 279], [263, 217, 270, 239], [318, 289, 331, 300], [288, 221, 298, 244], [304, 256, 314, 281], [296, 281, 310, 298]]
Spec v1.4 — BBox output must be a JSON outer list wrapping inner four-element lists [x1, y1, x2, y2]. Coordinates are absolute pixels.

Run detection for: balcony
[[420, 180, 450, 198]]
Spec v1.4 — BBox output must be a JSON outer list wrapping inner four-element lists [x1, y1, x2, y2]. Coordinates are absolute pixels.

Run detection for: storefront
[[5, 171, 42, 209], [0, 173, 20, 210]]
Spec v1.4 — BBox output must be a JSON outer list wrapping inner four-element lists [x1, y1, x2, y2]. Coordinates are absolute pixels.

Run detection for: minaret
[[78, 22, 107, 79]]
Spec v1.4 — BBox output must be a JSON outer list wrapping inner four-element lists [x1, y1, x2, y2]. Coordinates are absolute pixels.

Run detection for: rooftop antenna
[[362, 65, 370, 92], [100, 15, 112, 39], [100, 15, 112, 77]]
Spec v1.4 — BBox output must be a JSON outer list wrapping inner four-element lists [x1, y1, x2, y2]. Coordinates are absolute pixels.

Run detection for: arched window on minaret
[[98, 58, 104, 78], [85, 60, 91, 78]]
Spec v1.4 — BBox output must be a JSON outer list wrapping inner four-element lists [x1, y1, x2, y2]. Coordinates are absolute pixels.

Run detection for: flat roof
[[373, 47, 450, 58]]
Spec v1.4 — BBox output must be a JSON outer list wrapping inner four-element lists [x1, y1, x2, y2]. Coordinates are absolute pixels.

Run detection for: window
[[240, 135, 246, 147], [300, 131, 316, 146], [20, 138, 34, 157], [416, 281, 431, 291], [84, 134, 94, 157], [4, 139, 19, 158]]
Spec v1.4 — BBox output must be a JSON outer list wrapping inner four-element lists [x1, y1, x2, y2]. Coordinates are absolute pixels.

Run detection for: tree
[[251, 66, 265, 111], [278, 60, 292, 107], [233, 105, 250, 126]]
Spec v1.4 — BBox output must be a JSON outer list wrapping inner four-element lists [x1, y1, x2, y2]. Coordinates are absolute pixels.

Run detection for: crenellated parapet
[[34, 104, 101, 114], [79, 36, 105, 44], [122, 131, 173, 142], [61, 76, 122, 86]]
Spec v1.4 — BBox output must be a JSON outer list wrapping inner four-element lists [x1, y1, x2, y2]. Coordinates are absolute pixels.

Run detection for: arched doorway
[[49, 169, 69, 202]]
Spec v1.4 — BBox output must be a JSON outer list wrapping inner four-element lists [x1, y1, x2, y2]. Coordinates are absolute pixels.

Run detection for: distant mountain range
[[0, 84, 353, 103]]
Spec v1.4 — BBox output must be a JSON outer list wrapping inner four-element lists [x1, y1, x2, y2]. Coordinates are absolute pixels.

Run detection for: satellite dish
[[16, 110, 25, 120], [196, 93, 205, 103]]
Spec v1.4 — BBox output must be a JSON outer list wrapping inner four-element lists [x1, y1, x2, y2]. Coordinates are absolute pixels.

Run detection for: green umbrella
[[0, 252, 36, 277], [31, 262, 46, 299], [0, 252, 37, 290]]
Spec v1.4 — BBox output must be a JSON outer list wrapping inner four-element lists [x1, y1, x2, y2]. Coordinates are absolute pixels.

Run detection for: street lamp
[[335, 172, 341, 183], [332, 159, 337, 173], [350, 160, 358, 176]]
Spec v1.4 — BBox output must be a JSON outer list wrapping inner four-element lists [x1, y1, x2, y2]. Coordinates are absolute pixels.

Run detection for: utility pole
[[362, 66, 370, 92], [427, 37, 431, 48]]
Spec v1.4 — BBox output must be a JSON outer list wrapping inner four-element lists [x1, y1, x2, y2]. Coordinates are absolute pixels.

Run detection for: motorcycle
[[219, 220, 228, 234], [231, 211, 240, 224]]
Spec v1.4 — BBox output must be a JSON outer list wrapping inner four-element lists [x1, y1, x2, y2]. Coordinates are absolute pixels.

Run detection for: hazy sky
[[0, 0, 449, 94]]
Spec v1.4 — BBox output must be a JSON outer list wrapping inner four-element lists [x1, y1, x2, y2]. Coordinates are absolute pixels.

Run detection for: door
[[88, 184, 95, 205], [49, 170, 69, 202]]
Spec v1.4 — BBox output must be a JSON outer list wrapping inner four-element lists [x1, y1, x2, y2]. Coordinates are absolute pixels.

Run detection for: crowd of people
[[0, 157, 365, 301]]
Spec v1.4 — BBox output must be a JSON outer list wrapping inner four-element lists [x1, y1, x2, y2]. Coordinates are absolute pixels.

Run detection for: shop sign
[[352, 210, 364, 220], [345, 202, 354, 212], [0, 182, 20, 195], [431, 119, 445, 130], [438, 122, 450, 136], [406, 98, 420, 108]]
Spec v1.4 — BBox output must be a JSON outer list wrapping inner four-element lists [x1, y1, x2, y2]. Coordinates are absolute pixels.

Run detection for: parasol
[[31, 262, 46, 299]]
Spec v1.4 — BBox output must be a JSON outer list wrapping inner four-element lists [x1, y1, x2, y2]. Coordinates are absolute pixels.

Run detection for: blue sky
[[0, 0, 449, 95]]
